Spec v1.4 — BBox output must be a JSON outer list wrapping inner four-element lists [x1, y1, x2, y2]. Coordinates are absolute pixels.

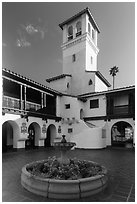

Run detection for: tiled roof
[[59, 7, 100, 33], [46, 74, 72, 83], [2, 68, 63, 96], [78, 85, 135, 98]]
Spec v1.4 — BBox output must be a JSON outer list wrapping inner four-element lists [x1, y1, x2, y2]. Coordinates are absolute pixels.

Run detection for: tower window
[[90, 99, 99, 109], [92, 29, 95, 40], [91, 56, 93, 64], [72, 54, 76, 62], [68, 25, 73, 41], [76, 21, 82, 37], [67, 83, 70, 89], [88, 23, 91, 35], [89, 79, 93, 85]]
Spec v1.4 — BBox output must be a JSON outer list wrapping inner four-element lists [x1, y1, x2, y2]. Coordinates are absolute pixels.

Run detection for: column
[[41, 92, 43, 108], [20, 84, 23, 110], [24, 86, 26, 110]]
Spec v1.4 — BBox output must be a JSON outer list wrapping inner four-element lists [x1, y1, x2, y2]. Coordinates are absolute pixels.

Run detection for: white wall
[[95, 75, 108, 92], [84, 95, 106, 117], [71, 127, 106, 149], [48, 76, 72, 94]]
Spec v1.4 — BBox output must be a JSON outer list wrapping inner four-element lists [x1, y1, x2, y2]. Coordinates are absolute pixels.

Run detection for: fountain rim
[[23, 159, 107, 181]]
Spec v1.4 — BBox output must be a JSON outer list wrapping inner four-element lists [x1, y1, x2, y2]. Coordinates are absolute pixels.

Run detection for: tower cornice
[[61, 33, 99, 54]]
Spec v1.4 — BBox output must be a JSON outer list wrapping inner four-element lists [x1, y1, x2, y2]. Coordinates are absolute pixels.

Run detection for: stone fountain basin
[[21, 160, 108, 199]]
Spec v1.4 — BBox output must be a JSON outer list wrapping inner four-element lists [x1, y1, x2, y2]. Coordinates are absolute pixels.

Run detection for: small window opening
[[89, 79, 93, 85], [65, 104, 70, 109], [72, 54, 76, 62]]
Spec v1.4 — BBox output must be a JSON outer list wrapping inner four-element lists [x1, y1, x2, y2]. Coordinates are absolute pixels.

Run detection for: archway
[[2, 120, 19, 152], [111, 121, 133, 147], [45, 124, 56, 147], [26, 122, 40, 149], [80, 109, 84, 120]]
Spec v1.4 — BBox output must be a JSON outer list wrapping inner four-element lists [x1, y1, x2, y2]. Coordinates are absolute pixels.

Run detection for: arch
[[89, 79, 93, 85], [26, 122, 40, 149], [111, 121, 133, 147], [2, 120, 19, 152], [68, 25, 73, 40], [80, 109, 84, 120], [45, 124, 56, 147], [76, 21, 82, 36]]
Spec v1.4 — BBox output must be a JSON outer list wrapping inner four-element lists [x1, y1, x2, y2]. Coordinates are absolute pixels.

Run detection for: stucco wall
[[84, 95, 106, 117], [95, 75, 108, 92], [71, 127, 106, 149], [49, 76, 72, 94]]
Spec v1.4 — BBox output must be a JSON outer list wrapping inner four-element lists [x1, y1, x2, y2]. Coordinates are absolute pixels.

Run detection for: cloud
[[16, 38, 31, 47], [16, 19, 48, 47], [25, 24, 38, 35]]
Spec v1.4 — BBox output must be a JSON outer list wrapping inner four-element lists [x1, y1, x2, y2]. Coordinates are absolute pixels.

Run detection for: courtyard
[[2, 147, 135, 202]]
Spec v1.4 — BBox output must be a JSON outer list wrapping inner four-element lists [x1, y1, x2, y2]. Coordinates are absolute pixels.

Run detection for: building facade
[[2, 8, 135, 152]]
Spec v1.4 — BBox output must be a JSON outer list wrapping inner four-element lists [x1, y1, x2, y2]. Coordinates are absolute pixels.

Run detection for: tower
[[46, 8, 111, 95]]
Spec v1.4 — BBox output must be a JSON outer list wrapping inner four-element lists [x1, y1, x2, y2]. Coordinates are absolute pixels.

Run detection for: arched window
[[92, 29, 95, 40], [76, 21, 82, 37], [68, 25, 73, 41], [88, 23, 91, 35], [91, 56, 93, 64], [89, 79, 93, 85]]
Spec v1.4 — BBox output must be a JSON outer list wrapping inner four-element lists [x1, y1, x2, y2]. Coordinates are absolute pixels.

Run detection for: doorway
[[45, 124, 56, 147], [111, 121, 133, 147]]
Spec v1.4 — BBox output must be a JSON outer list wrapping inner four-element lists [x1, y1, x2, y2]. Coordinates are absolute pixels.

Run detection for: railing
[[26, 101, 41, 111], [2, 96, 41, 112], [113, 105, 129, 115], [3, 96, 20, 109]]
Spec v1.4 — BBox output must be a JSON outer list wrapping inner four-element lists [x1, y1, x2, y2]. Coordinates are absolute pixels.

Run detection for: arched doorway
[[2, 120, 19, 152], [111, 121, 133, 147], [25, 122, 40, 149], [45, 124, 56, 147]]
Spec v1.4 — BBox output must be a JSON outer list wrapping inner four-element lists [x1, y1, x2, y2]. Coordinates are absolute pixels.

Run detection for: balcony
[[2, 96, 41, 112], [3, 96, 20, 110], [113, 105, 129, 115], [26, 101, 41, 111]]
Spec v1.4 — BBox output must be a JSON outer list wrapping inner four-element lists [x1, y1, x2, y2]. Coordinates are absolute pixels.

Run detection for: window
[[67, 83, 69, 89], [88, 79, 93, 85], [88, 23, 91, 35], [68, 25, 73, 41], [92, 29, 95, 40], [76, 21, 82, 37], [68, 128, 73, 133], [65, 104, 70, 109], [91, 56, 93, 64], [90, 99, 99, 109], [72, 54, 76, 62]]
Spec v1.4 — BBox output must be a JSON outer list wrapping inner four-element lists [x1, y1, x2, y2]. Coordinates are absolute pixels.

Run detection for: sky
[[2, 2, 135, 89]]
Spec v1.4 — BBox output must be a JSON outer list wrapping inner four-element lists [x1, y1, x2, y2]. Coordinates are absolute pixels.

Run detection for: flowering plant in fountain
[[26, 156, 103, 180]]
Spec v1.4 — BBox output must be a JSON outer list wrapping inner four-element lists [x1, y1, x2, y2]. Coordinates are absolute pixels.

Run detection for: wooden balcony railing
[[26, 101, 41, 111], [113, 105, 129, 115], [3, 96, 20, 110], [2, 96, 41, 112]]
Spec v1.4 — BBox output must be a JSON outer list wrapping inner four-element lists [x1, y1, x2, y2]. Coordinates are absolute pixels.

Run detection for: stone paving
[[2, 147, 135, 202]]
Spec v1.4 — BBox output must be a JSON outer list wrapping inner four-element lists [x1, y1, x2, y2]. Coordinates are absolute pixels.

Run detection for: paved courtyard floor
[[2, 147, 135, 202]]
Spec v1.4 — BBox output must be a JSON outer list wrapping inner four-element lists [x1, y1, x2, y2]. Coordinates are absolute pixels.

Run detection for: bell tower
[[46, 8, 110, 94], [59, 7, 100, 95]]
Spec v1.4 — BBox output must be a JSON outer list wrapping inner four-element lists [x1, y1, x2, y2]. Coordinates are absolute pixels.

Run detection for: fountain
[[21, 135, 108, 199], [53, 135, 76, 165]]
